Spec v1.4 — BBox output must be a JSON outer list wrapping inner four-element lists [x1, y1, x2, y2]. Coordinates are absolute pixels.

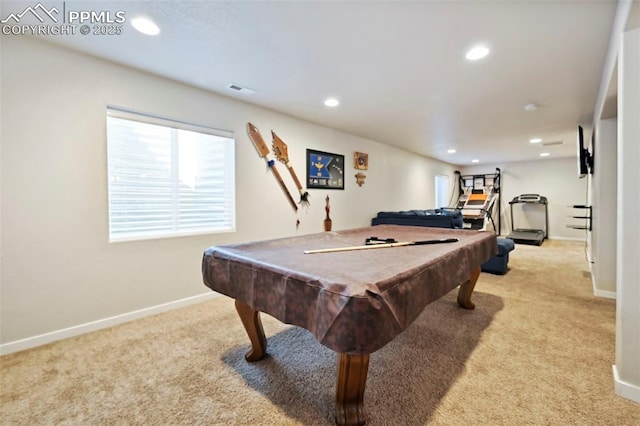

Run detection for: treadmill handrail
[[509, 193, 548, 204]]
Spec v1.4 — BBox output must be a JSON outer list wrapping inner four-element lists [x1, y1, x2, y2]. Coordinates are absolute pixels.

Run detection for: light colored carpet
[[2, 239, 639, 425]]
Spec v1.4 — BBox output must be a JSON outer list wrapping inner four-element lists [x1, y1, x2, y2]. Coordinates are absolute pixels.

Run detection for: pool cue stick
[[247, 123, 298, 212], [304, 238, 459, 254]]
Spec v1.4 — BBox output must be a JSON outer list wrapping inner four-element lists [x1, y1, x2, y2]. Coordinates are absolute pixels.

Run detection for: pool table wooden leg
[[234, 300, 267, 362], [335, 353, 369, 426], [457, 266, 481, 310]]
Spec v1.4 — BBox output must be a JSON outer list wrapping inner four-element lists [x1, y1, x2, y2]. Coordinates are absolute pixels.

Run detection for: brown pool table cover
[[202, 225, 497, 354]]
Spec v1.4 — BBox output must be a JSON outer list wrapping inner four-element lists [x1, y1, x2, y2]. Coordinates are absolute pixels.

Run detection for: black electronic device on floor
[[507, 194, 548, 246]]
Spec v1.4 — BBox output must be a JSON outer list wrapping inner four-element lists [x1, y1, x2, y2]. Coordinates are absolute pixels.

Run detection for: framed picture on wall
[[306, 149, 344, 189], [354, 152, 368, 170]]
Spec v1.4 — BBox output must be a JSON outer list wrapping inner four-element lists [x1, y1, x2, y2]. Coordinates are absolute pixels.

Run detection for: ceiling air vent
[[542, 141, 564, 146], [227, 84, 256, 95]]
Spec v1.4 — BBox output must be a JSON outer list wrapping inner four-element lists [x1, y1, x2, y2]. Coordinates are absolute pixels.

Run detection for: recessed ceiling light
[[447, 149, 456, 154], [465, 45, 490, 60], [530, 138, 542, 144], [131, 17, 160, 36], [524, 103, 539, 112], [324, 98, 339, 107], [471, 159, 479, 163], [540, 152, 550, 157]]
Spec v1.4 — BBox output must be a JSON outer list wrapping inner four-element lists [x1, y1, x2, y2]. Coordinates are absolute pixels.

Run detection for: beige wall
[[591, 118, 617, 296], [614, 26, 640, 403], [461, 158, 588, 240], [0, 36, 457, 349]]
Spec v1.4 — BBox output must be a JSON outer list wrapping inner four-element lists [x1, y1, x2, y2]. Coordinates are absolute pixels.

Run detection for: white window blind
[[435, 174, 450, 208], [106, 107, 235, 241]]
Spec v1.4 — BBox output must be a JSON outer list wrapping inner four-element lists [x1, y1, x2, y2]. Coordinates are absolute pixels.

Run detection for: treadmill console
[[510, 194, 548, 204], [518, 194, 541, 202]]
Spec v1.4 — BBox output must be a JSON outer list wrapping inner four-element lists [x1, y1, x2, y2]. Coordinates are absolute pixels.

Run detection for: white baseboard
[[590, 261, 616, 300], [547, 235, 587, 242], [594, 288, 617, 299], [0, 292, 219, 356], [613, 365, 640, 403]]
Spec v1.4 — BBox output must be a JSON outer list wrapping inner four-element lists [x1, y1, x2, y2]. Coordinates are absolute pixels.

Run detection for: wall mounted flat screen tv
[[577, 125, 593, 178]]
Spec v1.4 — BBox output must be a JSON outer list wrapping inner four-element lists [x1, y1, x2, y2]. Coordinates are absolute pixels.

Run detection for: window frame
[[106, 106, 236, 242], [434, 174, 450, 209]]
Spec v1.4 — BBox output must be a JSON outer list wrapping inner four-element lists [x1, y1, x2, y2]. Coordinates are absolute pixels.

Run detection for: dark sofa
[[371, 208, 513, 275], [371, 209, 463, 229]]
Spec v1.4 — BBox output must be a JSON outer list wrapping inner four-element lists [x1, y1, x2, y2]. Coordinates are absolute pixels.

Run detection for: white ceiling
[[11, 0, 623, 165]]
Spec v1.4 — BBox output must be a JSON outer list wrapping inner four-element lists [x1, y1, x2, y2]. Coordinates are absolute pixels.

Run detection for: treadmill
[[507, 194, 548, 246]]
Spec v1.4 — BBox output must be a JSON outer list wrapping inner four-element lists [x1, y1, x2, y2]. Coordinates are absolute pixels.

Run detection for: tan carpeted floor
[[1, 239, 639, 425]]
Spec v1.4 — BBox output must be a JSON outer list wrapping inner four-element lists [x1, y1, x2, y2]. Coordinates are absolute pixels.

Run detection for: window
[[434, 174, 450, 208], [106, 107, 235, 241]]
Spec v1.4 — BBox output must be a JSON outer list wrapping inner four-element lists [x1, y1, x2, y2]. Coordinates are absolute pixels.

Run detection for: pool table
[[202, 225, 496, 425]]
